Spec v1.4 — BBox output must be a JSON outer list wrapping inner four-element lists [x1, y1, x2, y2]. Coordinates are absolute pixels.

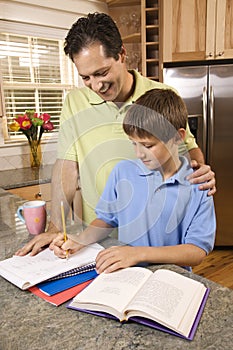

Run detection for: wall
[[0, 0, 108, 170]]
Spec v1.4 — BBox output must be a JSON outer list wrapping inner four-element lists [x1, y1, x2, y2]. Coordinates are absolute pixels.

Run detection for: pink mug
[[17, 200, 47, 235]]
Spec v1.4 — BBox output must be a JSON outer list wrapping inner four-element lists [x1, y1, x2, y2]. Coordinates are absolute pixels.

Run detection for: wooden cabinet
[[163, 0, 233, 62], [108, 1, 142, 72], [207, 0, 233, 60], [141, 0, 162, 81], [7, 183, 83, 223], [107, 0, 163, 81], [7, 183, 51, 209]]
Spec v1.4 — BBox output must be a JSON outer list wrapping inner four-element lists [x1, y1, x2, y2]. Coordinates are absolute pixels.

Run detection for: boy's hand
[[95, 246, 139, 273], [50, 233, 84, 258], [188, 160, 216, 196]]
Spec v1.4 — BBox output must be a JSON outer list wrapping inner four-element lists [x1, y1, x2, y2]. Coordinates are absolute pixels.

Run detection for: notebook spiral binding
[[46, 262, 96, 281]]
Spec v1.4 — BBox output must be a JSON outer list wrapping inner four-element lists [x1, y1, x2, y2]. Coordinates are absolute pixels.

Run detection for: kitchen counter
[[0, 190, 233, 350], [0, 165, 53, 189]]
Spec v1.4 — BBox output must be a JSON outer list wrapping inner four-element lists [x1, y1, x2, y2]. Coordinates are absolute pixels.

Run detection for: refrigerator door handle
[[209, 85, 214, 164], [202, 86, 207, 161]]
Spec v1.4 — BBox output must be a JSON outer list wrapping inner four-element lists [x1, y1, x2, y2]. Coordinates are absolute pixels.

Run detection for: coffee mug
[[17, 200, 47, 235]]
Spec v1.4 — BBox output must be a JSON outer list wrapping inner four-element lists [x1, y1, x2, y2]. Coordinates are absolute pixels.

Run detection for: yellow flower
[[8, 121, 20, 132], [21, 120, 32, 129]]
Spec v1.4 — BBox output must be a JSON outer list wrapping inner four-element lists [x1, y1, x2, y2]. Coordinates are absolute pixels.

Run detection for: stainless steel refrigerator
[[163, 62, 233, 246]]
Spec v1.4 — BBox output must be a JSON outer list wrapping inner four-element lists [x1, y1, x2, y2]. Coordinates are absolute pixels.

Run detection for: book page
[[126, 269, 206, 335], [0, 243, 103, 289], [72, 267, 152, 320]]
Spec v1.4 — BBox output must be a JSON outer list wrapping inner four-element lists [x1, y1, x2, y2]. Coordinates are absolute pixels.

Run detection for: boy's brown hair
[[123, 89, 188, 143]]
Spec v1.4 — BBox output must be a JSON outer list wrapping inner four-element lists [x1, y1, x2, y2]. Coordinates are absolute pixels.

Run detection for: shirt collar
[[87, 87, 105, 105], [130, 70, 149, 102], [136, 156, 192, 186]]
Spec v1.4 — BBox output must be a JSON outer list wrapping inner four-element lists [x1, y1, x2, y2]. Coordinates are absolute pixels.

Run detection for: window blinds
[[0, 33, 77, 139]]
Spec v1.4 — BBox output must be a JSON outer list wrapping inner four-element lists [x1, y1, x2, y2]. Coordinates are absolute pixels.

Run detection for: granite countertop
[[0, 189, 233, 350], [0, 165, 53, 189]]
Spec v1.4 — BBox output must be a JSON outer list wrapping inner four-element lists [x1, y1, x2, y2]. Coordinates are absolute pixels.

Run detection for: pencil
[[60, 201, 68, 260]]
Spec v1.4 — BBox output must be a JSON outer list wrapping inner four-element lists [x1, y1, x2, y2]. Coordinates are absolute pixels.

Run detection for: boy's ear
[[175, 128, 186, 144]]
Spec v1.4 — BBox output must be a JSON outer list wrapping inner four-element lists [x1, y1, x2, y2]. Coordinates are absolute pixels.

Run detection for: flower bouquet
[[9, 110, 54, 167]]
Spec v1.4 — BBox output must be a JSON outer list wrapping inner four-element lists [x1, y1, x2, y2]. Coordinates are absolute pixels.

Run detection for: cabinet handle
[[208, 52, 213, 57], [218, 51, 224, 56], [35, 192, 42, 199]]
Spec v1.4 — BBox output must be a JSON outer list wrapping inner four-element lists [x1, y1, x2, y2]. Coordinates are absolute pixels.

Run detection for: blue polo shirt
[[57, 70, 198, 225], [95, 157, 216, 256]]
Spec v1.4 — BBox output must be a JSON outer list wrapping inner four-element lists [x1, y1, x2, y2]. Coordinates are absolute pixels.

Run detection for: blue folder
[[37, 269, 98, 296]]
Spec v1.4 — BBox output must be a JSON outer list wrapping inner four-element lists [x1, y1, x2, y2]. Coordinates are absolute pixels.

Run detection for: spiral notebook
[[46, 262, 96, 281], [0, 243, 103, 290], [38, 269, 98, 295]]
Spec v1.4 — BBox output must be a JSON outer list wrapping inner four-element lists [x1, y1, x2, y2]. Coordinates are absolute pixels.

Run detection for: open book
[[68, 267, 209, 340], [0, 243, 103, 290]]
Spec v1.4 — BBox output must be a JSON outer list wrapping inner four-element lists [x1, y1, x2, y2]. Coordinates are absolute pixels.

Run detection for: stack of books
[[0, 244, 210, 340], [0, 243, 103, 306]]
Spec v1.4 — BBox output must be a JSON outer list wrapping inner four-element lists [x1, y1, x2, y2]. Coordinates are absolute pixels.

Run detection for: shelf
[[122, 32, 141, 43], [146, 42, 159, 46], [106, 0, 140, 6], [145, 7, 159, 11], [146, 42, 159, 45], [146, 58, 159, 62], [147, 76, 159, 80]]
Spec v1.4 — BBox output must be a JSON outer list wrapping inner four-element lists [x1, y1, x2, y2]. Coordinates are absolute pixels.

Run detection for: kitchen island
[[0, 189, 233, 350], [0, 165, 53, 190]]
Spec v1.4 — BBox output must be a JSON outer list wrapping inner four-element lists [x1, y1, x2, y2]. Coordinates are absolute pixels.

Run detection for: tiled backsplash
[[0, 142, 57, 171]]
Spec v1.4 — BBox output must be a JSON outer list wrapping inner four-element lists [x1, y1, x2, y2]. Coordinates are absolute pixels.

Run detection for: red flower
[[15, 115, 32, 130], [8, 110, 54, 146], [40, 113, 51, 123], [42, 120, 54, 130]]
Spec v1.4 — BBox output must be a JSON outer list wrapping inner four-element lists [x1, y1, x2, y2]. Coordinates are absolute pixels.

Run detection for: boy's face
[[130, 135, 177, 171], [73, 43, 127, 102]]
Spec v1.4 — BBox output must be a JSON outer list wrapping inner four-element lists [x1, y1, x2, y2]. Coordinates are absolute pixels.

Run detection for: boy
[[51, 89, 216, 272]]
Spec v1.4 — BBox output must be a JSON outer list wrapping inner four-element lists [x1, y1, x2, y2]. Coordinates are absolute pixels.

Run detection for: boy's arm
[[95, 244, 206, 274], [51, 219, 113, 258], [96, 193, 216, 273]]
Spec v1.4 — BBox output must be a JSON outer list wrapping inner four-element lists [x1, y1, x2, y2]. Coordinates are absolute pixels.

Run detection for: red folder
[[29, 279, 93, 306]]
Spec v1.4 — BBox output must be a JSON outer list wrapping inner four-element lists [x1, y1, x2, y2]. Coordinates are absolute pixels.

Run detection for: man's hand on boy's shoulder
[[187, 160, 216, 196]]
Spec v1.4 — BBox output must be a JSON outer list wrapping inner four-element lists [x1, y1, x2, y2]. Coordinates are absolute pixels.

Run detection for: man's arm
[[187, 147, 216, 196], [188, 147, 205, 164], [15, 159, 79, 256], [50, 159, 79, 230]]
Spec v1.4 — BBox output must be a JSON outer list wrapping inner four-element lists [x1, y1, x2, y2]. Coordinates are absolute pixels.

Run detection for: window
[[0, 33, 77, 141]]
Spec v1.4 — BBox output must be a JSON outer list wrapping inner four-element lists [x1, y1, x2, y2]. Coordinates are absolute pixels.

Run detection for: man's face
[[73, 43, 126, 102]]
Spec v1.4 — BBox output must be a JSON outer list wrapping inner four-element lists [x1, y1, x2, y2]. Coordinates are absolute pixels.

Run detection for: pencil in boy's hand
[[60, 201, 69, 260]]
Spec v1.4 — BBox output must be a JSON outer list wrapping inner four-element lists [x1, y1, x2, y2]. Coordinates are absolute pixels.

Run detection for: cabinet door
[[163, 0, 207, 62], [7, 184, 82, 223], [215, 0, 233, 59], [108, 2, 141, 72]]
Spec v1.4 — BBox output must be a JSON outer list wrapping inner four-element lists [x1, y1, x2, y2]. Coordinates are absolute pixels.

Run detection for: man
[[16, 13, 215, 256]]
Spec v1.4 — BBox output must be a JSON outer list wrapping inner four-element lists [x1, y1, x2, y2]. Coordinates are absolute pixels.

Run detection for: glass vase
[[30, 141, 41, 168]]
